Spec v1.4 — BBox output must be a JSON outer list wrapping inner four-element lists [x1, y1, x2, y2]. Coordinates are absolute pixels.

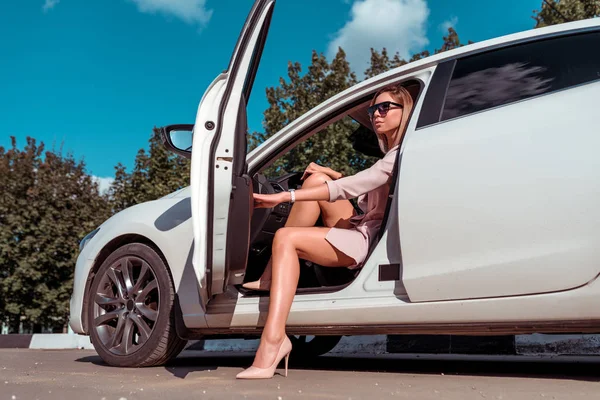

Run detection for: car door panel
[[398, 81, 600, 302], [190, 75, 227, 294], [191, 0, 275, 299]]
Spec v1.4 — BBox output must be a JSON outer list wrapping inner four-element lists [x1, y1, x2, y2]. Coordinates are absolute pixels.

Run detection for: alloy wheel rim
[[93, 256, 160, 356]]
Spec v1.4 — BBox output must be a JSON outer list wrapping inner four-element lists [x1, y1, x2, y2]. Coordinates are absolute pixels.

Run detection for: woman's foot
[[242, 259, 273, 292], [236, 336, 292, 379], [242, 279, 271, 291]]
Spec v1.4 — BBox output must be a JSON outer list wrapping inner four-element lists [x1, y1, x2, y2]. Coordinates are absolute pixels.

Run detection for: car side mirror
[[160, 124, 194, 159]]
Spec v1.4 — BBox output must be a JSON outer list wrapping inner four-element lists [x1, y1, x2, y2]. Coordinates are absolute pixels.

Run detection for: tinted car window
[[442, 31, 600, 121]]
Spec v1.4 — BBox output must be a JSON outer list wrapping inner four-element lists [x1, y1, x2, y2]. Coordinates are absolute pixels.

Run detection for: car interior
[[241, 80, 422, 295]]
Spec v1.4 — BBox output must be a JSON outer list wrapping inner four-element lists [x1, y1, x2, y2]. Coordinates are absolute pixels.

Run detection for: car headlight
[[79, 228, 100, 252]]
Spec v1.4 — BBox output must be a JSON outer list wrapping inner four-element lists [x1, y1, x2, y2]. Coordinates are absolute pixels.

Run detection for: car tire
[[288, 335, 342, 358], [87, 243, 187, 367]]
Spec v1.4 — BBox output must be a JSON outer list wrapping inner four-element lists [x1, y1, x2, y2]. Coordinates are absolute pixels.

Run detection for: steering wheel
[[250, 173, 275, 244]]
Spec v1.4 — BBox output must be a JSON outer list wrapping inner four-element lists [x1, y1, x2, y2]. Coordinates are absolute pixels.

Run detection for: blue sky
[[1, 0, 543, 190]]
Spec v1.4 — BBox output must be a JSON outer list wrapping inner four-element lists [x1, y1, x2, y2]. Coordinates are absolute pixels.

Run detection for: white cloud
[[42, 0, 60, 12], [327, 0, 430, 75], [129, 0, 213, 28], [92, 176, 115, 195], [440, 16, 458, 33]]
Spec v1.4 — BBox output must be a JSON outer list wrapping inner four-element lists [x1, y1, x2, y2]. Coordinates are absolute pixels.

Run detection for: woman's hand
[[301, 162, 342, 181], [253, 192, 288, 209]]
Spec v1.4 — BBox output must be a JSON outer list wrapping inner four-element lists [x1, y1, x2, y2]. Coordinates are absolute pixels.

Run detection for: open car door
[[190, 0, 275, 297]]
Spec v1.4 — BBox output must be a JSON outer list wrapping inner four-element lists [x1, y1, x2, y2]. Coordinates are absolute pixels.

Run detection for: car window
[[263, 116, 379, 180], [442, 31, 600, 121]]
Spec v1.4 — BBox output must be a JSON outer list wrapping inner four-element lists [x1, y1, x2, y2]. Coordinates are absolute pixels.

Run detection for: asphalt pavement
[[1, 349, 600, 400]]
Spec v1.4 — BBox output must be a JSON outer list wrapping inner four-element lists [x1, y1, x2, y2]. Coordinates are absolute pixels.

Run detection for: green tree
[[533, 0, 600, 27], [365, 27, 469, 79], [0, 137, 111, 332], [109, 127, 190, 211], [435, 27, 472, 53], [364, 48, 408, 79], [251, 48, 379, 178]]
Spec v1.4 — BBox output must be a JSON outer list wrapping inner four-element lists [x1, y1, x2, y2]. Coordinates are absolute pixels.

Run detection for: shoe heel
[[284, 353, 289, 377]]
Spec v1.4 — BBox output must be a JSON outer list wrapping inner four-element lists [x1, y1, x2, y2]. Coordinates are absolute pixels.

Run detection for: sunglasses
[[368, 101, 403, 119]]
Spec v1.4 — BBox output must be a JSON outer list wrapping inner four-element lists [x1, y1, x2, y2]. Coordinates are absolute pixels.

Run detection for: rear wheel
[[87, 243, 187, 367]]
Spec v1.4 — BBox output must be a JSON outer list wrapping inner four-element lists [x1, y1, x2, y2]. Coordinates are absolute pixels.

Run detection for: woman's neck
[[383, 131, 395, 150]]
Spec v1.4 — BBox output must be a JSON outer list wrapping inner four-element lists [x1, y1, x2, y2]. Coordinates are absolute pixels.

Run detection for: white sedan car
[[69, 0, 600, 367]]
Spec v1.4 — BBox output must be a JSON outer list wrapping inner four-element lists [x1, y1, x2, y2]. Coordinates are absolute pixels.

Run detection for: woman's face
[[370, 92, 404, 137]]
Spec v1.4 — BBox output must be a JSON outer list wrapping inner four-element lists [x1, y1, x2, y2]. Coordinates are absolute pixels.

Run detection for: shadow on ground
[[75, 352, 600, 382]]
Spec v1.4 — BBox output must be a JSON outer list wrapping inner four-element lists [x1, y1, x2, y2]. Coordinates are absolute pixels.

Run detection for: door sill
[[235, 282, 353, 297], [180, 319, 600, 339]]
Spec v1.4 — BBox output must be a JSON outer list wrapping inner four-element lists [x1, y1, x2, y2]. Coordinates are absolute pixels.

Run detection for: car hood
[[94, 186, 191, 231], [159, 186, 191, 200]]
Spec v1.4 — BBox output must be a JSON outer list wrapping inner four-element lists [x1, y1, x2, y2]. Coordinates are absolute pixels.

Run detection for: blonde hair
[[370, 84, 414, 153]]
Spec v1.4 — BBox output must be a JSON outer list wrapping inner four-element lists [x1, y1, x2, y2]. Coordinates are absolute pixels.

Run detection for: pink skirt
[[325, 227, 370, 269]]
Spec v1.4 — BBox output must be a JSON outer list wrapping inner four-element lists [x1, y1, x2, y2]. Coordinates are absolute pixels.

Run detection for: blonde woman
[[237, 84, 414, 379]]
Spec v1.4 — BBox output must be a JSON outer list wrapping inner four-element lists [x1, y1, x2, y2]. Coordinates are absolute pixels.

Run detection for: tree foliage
[[533, 0, 600, 27], [109, 127, 190, 212], [365, 28, 469, 79], [250, 48, 374, 177], [0, 138, 111, 332]]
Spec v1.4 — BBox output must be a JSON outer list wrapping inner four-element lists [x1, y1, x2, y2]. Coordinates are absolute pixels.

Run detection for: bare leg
[[250, 226, 355, 369], [251, 173, 355, 284]]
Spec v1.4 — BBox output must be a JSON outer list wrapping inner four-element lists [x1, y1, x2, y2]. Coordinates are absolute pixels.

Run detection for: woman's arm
[[253, 149, 398, 209], [325, 149, 397, 202], [323, 167, 343, 180], [253, 184, 330, 209], [301, 162, 343, 181]]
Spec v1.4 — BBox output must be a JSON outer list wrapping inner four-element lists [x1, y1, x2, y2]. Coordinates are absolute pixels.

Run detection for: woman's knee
[[302, 172, 331, 189], [273, 227, 300, 250], [273, 227, 293, 249]]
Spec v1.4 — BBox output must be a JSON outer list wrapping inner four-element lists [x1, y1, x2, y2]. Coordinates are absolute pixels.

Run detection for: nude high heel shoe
[[236, 336, 292, 379], [241, 279, 271, 291]]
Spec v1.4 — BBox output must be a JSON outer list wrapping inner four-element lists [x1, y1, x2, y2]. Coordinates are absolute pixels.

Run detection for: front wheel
[[87, 243, 187, 367]]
